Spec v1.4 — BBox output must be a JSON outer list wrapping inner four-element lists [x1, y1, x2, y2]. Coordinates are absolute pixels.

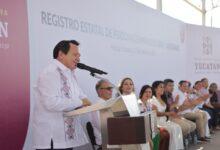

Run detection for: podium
[[65, 94, 157, 150]]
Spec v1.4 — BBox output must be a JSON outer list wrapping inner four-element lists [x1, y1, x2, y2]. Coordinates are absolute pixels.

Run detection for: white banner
[[185, 24, 220, 85]]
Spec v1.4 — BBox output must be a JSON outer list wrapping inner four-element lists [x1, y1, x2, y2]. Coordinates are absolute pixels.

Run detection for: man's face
[[195, 82, 202, 90], [179, 82, 188, 92], [98, 82, 113, 100], [60, 43, 80, 70], [202, 79, 209, 88], [165, 82, 174, 93]]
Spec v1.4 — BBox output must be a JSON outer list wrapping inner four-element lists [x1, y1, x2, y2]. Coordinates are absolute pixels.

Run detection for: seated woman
[[118, 77, 135, 95], [209, 83, 220, 108], [118, 77, 153, 149], [139, 85, 170, 150], [209, 82, 220, 129], [150, 81, 184, 150]]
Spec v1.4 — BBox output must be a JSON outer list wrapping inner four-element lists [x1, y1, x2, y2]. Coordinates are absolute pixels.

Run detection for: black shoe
[[205, 136, 211, 140], [198, 137, 208, 142], [210, 130, 215, 134]]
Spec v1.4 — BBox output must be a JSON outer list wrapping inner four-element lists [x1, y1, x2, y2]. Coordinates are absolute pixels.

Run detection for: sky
[[135, 0, 220, 28]]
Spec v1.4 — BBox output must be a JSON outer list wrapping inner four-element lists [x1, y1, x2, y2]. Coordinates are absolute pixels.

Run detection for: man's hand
[[174, 95, 179, 104], [183, 99, 192, 107], [152, 104, 158, 111], [168, 111, 178, 117], [202, 94, 210, 101], [82, 98, 91, 106]]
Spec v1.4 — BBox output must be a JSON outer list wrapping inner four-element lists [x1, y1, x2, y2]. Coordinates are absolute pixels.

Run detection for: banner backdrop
[[27, 0, 186, 102], [185, 24, 220, 85], [0, 0, 30, 149]]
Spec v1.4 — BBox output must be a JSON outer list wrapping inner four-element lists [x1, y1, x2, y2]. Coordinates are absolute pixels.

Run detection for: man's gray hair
[[95, 79, 108, 93]]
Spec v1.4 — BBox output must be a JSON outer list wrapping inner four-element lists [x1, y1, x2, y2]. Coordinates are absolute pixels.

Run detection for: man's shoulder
[[174, 90, 182, 95], [92, 97, 107, 104], [39, 62, 58, 78]]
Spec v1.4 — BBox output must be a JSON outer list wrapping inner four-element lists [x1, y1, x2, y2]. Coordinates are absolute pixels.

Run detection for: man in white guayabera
[[32, 40, 91, 150]]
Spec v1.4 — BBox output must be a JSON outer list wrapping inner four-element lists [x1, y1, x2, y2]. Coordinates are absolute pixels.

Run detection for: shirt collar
[[53, 59, 71, 72], [98, 97, 110, 103]]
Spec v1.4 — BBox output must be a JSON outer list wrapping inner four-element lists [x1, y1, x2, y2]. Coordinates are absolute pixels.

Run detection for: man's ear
[[58, 51, 64, 59]]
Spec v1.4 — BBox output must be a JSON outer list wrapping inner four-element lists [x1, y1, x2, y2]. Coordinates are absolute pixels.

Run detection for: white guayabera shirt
[[32, 60, 88, 149]]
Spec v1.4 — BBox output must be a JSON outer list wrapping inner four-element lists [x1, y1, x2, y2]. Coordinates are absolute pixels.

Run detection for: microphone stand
[[90, 72, 122, 96]]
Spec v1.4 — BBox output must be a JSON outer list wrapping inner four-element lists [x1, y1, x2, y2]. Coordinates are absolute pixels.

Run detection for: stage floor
[[189, 130, 220, 150]]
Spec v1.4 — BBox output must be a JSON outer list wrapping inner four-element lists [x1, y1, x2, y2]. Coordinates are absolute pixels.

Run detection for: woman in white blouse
[[150, 81, 184, 150], [118, 77, 135, 95], [118, 77, 152, 149], [139, 85, 170, 150]]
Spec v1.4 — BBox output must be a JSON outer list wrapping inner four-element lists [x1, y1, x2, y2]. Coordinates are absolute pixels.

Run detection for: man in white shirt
[[162, 79, 196, 136], [32, 40, 91, 150], [175, 80, 208, 141], [89, 80, 113, 149], [200, 78, 216, 132], [90, 80, 152, 150]]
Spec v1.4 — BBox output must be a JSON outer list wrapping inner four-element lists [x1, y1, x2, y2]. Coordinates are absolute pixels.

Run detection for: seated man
[[88, 79, 113, 149], [90, 80, 153, 149], [175, 80, 209, 141], [162, 79, 196, 137]]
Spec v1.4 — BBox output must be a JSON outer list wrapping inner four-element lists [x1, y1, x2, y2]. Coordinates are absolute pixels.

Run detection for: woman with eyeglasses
[[139, 85, 170, 150]]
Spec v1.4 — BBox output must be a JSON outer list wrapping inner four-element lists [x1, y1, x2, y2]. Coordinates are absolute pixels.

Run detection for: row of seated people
[[87, 77, 220, 150]]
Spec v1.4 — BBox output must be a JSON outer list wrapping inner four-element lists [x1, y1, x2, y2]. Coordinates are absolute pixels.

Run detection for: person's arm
[[167, 94, 178, 112], [195, 94, 210, 104], [37, 71, 83, 112], [156, 111, 177, 117], [88, 111, 102, 145], [82, 98, 92, 106], [174, 94, 179, 105], [173, 94, 188, 112], [178, 98, 194, 111], [203, 101, 214, 109], [151, 104, 176, 117], [77, 85, 91, 106]]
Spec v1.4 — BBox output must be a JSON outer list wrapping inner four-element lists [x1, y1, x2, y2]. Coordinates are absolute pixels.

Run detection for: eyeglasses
[[100, 87, 113, 91]]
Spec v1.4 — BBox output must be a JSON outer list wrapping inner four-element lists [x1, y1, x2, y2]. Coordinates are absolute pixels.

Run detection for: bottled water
[[193, 133, 198, 144], [146, 101, 152, 112], [184, 138, 189, 149]]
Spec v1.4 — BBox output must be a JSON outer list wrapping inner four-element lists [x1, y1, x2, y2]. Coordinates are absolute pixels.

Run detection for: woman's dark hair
[[152, 80, 164, 96], [139, 85, 152, 99], [53, 40, 79, 59]]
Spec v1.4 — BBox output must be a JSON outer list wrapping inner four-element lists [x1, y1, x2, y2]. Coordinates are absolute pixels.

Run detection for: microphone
[[77, 63, 107, 75]]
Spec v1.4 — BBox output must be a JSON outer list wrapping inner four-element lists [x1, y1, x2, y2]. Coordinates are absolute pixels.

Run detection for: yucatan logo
[[202, 36, 212, 56]]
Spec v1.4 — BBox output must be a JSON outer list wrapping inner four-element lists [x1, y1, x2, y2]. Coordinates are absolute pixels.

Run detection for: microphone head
[[77, 62, 108, 75], [77, 63, 86, 69]]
